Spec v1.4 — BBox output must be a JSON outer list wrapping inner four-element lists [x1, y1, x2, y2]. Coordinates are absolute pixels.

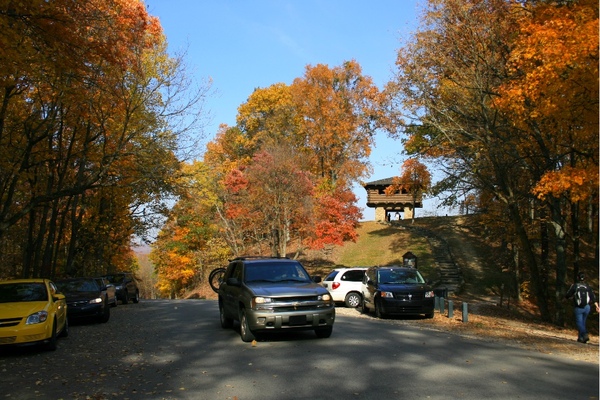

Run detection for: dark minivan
[[361, 265, 435, 319]]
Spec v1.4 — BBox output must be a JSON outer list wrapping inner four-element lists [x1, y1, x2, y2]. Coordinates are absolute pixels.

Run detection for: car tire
[[99, 300, 110, 323], [58, 317, 69, 338], [315, 326, 333, 338], [239, 308, 256, 342], [360, 299, 369, 314], [133, 291, 139, 303], [44, 320, 58, 351], [426, 312, 434, 319], [344, 292, 362, 308], [121, 293, 128, 305], [375, 299, 386, 319], [219, 300, 233, 329]]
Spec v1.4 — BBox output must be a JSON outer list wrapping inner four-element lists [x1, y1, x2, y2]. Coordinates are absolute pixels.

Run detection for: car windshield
[[103, 274, 125, 284], [244, 262, 311, 283], [57, 279, 99, 293], [0, 282, 48, 303], [378, 269, 424, 284]]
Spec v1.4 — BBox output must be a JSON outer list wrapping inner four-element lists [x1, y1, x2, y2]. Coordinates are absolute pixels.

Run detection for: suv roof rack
[[230, 256, 290, 261]]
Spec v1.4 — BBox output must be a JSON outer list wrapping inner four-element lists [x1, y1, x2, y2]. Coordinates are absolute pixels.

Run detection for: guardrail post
[[462, 302, 468, 323], [439, 297, 445, 314], [448, 300, 453, 319]]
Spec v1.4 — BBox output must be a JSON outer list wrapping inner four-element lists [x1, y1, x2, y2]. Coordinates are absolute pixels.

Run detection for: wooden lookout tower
[[363, 178, 423, 222]]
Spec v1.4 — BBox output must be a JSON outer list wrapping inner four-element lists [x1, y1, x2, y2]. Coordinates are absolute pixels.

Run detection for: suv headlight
[[89, 297, 103, 304], [425, 291, 435, 298], [318, 294, 331, 302], [252, 296, 273, 309], [254, 296, 272, 304], [26, 311, 48, 325], [380, 291, 394, 298]]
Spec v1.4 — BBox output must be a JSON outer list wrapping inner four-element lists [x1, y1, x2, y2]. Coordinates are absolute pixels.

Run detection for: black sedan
[[55, 278, 110, 323]]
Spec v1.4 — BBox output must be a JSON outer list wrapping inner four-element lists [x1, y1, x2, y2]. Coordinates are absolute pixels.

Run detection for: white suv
[[321, 268, 367, 308]]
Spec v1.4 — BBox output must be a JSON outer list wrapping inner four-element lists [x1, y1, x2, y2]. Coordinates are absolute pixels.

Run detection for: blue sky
[[146, 1, 452, 220]]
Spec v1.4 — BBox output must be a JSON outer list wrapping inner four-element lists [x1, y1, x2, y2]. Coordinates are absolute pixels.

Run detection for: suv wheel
[[121, 292, 128, 305], [132, 291, 139, 303], [239, 308, 256, 342], [219, 300, 233, 329], [344, 292, 362, 308]]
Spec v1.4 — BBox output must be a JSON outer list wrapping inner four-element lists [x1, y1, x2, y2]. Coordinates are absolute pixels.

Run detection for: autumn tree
[[493, 0, 599, 324], [201, 61, 383, 253], [0, 1, 210, 279], [386, 0, 598, 323], [150, 161, 230, 298], [290, 61, 384, 186], [225, 145, 314, 257]]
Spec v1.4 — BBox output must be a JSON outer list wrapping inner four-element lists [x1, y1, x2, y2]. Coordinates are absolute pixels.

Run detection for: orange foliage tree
[[386, 0, 598, 323], [0, 1, 208, 279]]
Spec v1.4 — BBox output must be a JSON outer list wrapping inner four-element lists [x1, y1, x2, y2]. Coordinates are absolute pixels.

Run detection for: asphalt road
[[1, 299, 598, 400]]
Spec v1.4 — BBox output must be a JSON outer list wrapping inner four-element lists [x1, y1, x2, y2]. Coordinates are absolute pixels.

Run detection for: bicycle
[[208, 267, 226, 293]]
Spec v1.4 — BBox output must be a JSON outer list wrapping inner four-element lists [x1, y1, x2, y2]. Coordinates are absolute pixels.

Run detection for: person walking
[[565, 272, 600, 343]]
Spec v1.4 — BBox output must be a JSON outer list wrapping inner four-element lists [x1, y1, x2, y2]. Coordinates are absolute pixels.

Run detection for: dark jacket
[[565, 282, 596, 308]]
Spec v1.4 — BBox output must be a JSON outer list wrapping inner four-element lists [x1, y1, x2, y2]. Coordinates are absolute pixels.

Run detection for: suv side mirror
[[311, 276, 322, 283]]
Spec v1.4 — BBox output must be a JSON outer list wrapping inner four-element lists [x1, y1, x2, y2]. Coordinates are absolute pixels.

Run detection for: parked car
[[102, 272, 139, 304], [0, 279, 68, 350], [361, 265, 435, 319], [321, 267, 367, 308], [94, 277, 117, 307], [55, 277, 110, 323], [218, 257, 335, 342]]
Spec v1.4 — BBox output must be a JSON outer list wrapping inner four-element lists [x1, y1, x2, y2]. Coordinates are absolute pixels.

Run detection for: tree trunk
[[508, 202, 551, 322], [550, 199, 567, 326]]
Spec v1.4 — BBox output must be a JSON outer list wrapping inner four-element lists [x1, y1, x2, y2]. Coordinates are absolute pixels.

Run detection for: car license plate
[[289, 315, 307, 325]]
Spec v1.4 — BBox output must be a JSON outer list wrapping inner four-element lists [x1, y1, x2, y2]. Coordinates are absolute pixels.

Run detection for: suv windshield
[[104, 274, 125, 284], [377, 269, 424, 284], [244, 262, 311, 283]]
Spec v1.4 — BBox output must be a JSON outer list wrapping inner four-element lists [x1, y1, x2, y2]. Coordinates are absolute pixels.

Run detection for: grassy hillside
[[302, 220, 438, 281]]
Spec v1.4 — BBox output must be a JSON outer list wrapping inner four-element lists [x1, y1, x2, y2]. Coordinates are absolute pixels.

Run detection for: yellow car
[[0, 279, 68, 351]]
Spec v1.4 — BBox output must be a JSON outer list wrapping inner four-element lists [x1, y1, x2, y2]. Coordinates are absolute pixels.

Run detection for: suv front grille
[[267, 296, 329, 312]]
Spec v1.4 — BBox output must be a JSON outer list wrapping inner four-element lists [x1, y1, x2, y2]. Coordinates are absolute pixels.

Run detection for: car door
[[342, 269, 366, 293], [49, 281, 67, 329], [221, 262, 243, 320]]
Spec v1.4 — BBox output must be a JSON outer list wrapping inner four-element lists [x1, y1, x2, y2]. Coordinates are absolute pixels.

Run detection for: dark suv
[[361, 265, 435, 319], [102, 273, 139, 304], [218, 257, 335, 342]]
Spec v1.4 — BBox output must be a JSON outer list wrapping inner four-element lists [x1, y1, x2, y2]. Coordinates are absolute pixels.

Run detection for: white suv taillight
[[332, 282, 340, 290]]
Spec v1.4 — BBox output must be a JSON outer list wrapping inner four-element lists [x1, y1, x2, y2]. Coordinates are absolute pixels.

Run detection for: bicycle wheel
[[209, 267, 226, 293]]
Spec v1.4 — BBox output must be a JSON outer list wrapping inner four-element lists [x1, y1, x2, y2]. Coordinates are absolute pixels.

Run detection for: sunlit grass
[[321, 221, 437, 280]]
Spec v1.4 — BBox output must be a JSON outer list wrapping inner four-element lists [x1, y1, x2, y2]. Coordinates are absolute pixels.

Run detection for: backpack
[[574, 284, 590, 308]]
